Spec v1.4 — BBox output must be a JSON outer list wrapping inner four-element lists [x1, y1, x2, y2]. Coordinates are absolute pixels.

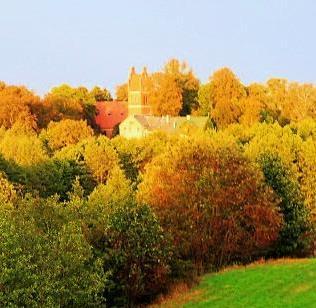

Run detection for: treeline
[[1, 118, 316, 305], [2, 59, 316, 134], [0, 82, 112, 132], [116, 59, 316, 127]]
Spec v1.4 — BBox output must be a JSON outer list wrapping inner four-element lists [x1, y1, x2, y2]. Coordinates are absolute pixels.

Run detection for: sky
[[0, 0, 315, 96]]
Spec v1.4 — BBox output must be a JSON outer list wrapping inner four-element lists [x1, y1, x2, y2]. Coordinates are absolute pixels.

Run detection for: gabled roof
[[95, 101, 128, 130], [132, 115, 209, 133]]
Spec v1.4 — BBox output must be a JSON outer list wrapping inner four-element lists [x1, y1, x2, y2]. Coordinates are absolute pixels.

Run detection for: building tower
[[127, 67, 151, 115]]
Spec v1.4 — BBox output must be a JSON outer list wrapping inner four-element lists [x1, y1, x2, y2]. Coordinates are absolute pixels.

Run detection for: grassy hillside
[[154, 259, 316, 308]]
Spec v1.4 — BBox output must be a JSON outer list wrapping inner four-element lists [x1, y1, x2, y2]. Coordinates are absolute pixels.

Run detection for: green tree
[[0, 198, 106, 307], [259, 154, 311, 256], [24, 158, 95, 201], [85, 170, 171, 306], [138, 138, 282, 270]]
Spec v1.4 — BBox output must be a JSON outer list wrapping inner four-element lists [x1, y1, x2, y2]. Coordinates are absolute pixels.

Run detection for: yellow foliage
[[0, 172, 17, 207], [297, 139, 316, 219], [88, 167, 132, 207], [244, 123, 302, 180], [42, 119, 94, 151], [83, 136, 119, 184], [0, 131, 48, 166], [115, 83, 128, 101]]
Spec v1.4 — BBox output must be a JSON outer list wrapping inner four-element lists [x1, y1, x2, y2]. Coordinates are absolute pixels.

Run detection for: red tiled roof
[[95, 101, 128, 131]]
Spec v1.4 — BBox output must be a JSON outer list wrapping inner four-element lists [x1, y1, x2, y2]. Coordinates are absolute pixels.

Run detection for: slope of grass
[[154, 258, 316, 308]]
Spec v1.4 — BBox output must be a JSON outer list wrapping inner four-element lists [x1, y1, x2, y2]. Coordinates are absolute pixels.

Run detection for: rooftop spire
[[130, 66, 136, 75]]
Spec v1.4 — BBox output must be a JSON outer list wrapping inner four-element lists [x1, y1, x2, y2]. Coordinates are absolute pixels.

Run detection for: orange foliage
[[0, 85, 39, 130], [138, 139, 282, 269], [210, 68, 246, 128], [148, 72, 182, 116]]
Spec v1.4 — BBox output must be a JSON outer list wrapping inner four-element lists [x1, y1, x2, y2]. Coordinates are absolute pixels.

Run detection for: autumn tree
[[239, 83, 268, 125], [163, 59, 200, 115], [0, 85, 38, 130], [115, 83, 128, 101], [292, 118, 316, 141], [148, 72, 182, 116], [52, 136, 118, 185], [42, 84, 97, 126], [83, 136, 119, 184], [297, 137, 316, 220], [90, 86, 112, 101], [267, 78, 288, 113], [0, 81, 5, 90], [41, 119, 94, 152], [244, 123, 303, 179], [0, 130, 48, 166], [283, 83, 316, 122], [210, 68, 246, 128], [138, 138, 282, 270]]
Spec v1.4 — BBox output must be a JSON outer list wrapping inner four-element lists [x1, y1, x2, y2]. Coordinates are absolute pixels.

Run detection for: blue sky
[[0, 0, 315, 96]]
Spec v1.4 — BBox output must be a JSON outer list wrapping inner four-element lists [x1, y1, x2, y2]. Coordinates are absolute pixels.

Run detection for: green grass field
[[156, 259, 316, 308]]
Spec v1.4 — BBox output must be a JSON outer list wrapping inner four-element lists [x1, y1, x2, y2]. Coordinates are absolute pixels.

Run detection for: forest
[[1, 59, 316, 306]]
